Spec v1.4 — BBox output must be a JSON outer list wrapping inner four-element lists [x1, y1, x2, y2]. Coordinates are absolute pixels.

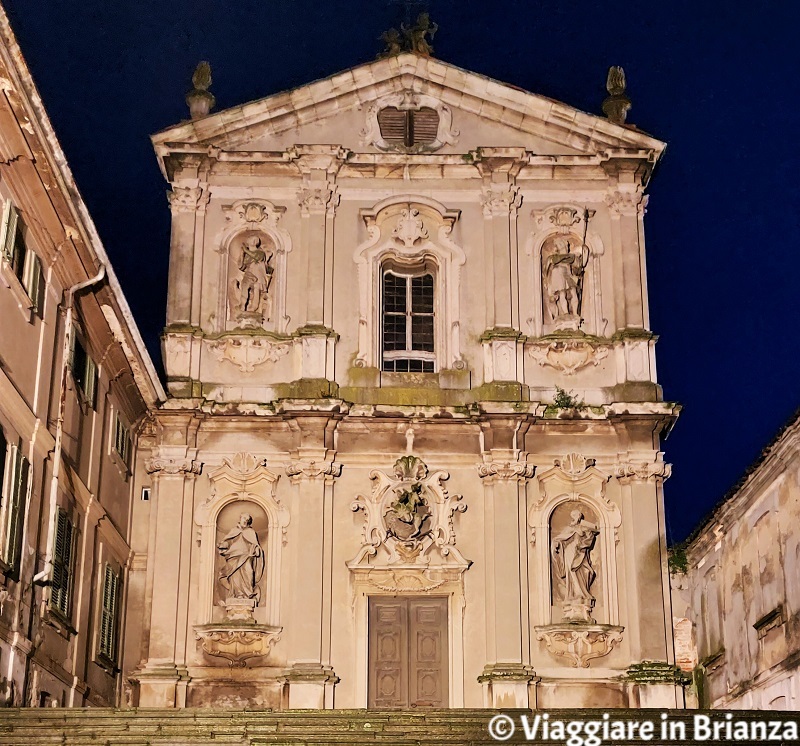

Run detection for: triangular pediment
[[153, 54, 664, 169]]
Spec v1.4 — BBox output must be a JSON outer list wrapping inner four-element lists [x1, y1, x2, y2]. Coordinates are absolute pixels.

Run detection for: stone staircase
[[0, 708, 795, 745]]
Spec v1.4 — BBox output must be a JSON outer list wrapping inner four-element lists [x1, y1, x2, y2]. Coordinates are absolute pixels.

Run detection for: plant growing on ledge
[[552, 386, 587, 411]]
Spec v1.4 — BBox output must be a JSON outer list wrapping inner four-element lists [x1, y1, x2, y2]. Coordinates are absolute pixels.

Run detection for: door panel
[[368, 596, 448, 708]]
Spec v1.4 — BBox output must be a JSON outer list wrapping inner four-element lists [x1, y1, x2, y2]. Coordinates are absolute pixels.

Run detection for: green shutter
[[50, 508, 74, 618], [2, 448, 28, 571], [84, 356, 97, 409], [22, 250, 43, 314], [0, 201, 18, 264], [99, 564, 119, 661]]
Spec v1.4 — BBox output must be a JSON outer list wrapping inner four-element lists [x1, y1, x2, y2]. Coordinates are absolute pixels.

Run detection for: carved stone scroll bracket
[[195, 624, 281, 668], [145, 457, 203, 476], [528, 339, 610, 376], [207, 336, 291, 372], [615, 453, 672, 484], [535, 624, 624, 668]]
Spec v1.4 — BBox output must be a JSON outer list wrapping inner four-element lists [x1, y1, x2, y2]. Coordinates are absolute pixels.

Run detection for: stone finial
[[186, 61, 215, 119], [602, 65, 632, 125], [378, 12, 438, 58]]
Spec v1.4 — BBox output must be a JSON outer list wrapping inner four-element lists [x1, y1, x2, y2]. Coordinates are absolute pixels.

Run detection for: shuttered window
[[382, 268, 435, 372], [70, 333, 97, 409], [50, 508, 75, 619], [98, 564, 120, 662], [0, 444, 29, 574], [1, 201, 44, 315], [113, 412, 131, 466], [377, 107, 440, 149]]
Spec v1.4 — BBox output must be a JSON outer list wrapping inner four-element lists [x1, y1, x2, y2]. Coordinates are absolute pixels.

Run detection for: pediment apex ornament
[[528, 339, 610, 375], [535, 624, 623, 668], [477, 461, 536, 481], [208, 336, 291, 372], [207, 452, 280, 492], [555, 452, 596, 476], [145, 457, 203, 476], [349, 455, 469, 569], [392, 208, 429, 247], [615, 453, 672, 483]]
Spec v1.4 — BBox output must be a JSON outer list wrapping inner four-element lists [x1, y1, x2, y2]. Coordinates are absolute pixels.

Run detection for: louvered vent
[[376, 106, 441, 149], [377, 107, 408, 146], [412, 107, 439, 145]]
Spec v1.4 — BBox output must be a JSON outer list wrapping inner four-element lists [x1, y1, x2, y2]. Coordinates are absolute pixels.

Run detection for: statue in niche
[[228, 233, 274, 326], [217, 513, 265, 607], [551, 509, 600, 622], [542, 235, 588, 328]]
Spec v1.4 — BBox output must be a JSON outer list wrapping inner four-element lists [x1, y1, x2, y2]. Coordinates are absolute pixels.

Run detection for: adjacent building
[[672, 410, 800, 710], [0, 9, 164, 706]]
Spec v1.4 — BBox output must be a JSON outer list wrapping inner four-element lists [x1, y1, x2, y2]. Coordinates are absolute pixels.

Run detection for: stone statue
[[602, 65, 632, 125], [186, 61, 215, 119], [551, 509, 600, 622], [229, 234, 274, 325], [378, 12, 438, 58], [217, 513, 265, 605], [542, 236, 587, 325]]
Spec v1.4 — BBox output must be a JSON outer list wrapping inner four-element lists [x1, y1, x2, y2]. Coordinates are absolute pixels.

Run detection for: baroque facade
[[123, 52, 683, 710], [0, 9, 164, 707], [672, 410, 800, 710]]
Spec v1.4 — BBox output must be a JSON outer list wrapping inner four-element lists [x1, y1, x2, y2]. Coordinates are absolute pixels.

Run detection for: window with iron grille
[[0, 442, 29, 575], [113, 412, 131, 467], [70, 332, 97, 409], [50, 507, 76, 620], [377, 107, 440, 149], [382, 268, 435, 373], [98, 564, 120, 663]]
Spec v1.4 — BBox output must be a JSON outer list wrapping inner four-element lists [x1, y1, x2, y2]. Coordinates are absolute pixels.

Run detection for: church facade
[[124, 52, 683, 711]]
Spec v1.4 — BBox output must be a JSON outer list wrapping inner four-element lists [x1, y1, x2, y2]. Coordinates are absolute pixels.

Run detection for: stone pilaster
[[477, 419, 536, 707], [614, 452, 673, 665], [134, 432, 201, 708], [281, 410, 342, 708], [166, 184, 205, 326]]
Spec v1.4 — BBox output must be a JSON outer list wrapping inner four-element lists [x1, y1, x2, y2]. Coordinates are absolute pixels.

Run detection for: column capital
[[615, 456, 672, 484], [604, 186, 648, 217], [167, 184, 208, 214], [286, 459, 342, 483], [477, 460, 535, 481]]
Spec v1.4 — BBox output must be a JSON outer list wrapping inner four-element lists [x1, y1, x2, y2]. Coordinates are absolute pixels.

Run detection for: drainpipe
[[32, 265, 105, 585]]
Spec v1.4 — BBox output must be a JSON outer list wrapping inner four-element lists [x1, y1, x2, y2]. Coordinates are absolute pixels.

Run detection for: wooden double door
[[368, 596, 448, 708]]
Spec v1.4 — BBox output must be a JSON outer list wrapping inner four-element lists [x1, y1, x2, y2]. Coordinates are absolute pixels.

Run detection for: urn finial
[[186, 61, 215, 119], [602, 65, 632, 125]]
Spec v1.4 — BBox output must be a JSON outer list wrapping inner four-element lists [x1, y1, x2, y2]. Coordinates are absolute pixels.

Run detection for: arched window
[[381, 261, 435, 373]]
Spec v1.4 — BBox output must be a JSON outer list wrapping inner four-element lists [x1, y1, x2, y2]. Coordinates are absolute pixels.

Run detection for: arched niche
[[214, 200, 293, 334], [525, 205, 606, 338], [195, 453, 288, 628], [353, 196, 465, 371], [530, 453, 621, 627]]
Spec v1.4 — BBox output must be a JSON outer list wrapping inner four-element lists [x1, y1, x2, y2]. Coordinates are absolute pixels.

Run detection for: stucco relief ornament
[[392, 208, 429, 247], [228, 234, 274, 328], [349, 456, 469, 568], [528, 339, 609, 375], [208, 336, 290, 372], [145, 457, 203, 476]]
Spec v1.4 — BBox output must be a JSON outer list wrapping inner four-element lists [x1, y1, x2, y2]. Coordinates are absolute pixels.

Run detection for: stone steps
[[0, 709, 795, 746]]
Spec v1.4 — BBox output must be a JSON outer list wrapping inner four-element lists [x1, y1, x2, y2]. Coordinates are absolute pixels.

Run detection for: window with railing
[[381, 265, 435, 373]]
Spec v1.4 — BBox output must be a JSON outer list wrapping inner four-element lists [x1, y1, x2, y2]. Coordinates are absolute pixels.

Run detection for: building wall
[[674, 415, 800, 710], [0, 10, 162, 707]]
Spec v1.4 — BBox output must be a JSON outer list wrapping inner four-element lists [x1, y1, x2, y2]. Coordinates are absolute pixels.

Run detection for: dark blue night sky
[[5, 0, 799, 543]]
